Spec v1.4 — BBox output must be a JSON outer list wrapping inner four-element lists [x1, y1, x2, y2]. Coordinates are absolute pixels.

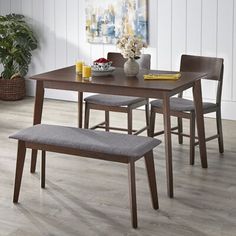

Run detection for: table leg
[[78, 92, 83, 128], [193, 80, 208, 168], [30, 81, 44, 173], [163, 94, 174, 198]]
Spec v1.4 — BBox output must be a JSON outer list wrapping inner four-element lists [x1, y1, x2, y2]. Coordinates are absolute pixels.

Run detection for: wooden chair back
[[107, 52, 126, 68], [179, 54, 224, 105], [137, 54, 151, 70], [107, 52, 151, 70]]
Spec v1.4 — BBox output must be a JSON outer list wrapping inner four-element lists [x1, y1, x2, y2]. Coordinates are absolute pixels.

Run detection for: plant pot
[[0, 77, 26, 101], [124, 58, 139, 77]]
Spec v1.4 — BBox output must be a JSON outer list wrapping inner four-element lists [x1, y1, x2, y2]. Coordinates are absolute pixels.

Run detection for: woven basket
[[0, 77, 26, 101]]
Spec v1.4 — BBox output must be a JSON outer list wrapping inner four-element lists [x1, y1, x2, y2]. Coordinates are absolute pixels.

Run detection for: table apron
[[43, 81, 195, 99]]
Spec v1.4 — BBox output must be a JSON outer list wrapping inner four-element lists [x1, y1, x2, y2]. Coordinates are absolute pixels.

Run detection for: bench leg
[[13, 141, 26, 203], [41, 150, 46, 188], [128, 161, 137, 228], [144, 151, 159, 210]]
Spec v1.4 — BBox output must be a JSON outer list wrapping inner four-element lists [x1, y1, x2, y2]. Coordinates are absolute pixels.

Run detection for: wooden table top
[[30, 66, 206, 98]]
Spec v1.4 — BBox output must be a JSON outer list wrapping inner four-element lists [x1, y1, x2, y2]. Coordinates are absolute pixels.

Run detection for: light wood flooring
[[0, 97, 236, 236]]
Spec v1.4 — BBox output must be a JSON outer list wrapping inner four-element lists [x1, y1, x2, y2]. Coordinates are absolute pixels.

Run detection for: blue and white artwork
[[85, 0, 148, 44]]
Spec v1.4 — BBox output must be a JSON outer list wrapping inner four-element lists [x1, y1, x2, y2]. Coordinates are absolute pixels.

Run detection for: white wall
[[0, 0, 236, 120]]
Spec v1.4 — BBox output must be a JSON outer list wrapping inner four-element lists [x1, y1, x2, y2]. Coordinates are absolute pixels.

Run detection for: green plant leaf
[[0, 13, 38, 79]]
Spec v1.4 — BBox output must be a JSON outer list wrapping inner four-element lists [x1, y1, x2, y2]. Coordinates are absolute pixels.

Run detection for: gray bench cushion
[[9, 124, 161, 158], [151, 97, 217, 112], [84, 94, 146, 106]]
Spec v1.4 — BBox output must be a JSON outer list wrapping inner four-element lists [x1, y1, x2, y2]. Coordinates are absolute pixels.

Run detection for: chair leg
[[41, 150, 46, 188], [30, 150, 37, 173], [128, 161, 137, 228], [149, 107, 156, 137], [84, 102, 90, 129], [105, 111, 110, 132], [127, 109, 133, 134], [177, 117, 183, 144], [189, 112, 196, 165], [216, 108, 224, 153], [144, 151, 159, 210], [13, 141, 26, 203], [145, 100, 150, 136]]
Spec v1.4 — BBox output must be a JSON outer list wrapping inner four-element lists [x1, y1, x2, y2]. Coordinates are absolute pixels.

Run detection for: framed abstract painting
[[85, 0, 148, 44]]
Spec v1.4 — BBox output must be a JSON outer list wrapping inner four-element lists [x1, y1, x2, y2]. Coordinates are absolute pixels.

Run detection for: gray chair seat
[[10, 124, 160, 158], [151, 97, 217, 112], [84, 94, 146, 107]]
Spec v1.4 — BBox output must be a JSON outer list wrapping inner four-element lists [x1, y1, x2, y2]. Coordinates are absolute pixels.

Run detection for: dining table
[[29, 66, 208, 198]]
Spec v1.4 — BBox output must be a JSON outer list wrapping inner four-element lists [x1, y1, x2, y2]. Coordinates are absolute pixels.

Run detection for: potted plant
[[116, 35, 147, 76], [0, 14, 38, 100]]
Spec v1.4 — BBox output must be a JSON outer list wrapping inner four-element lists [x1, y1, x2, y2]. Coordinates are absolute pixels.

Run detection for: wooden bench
[[10, 124, 161, 228]]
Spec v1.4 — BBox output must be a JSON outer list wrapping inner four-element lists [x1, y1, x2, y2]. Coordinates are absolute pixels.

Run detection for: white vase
[[124, 58, 139, 77]]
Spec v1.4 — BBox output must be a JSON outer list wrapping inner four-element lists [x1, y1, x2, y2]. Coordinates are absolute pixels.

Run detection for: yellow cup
[[82, 65, 92, 78], [76, 74, 82, 81], [76, 61, 84, 74]]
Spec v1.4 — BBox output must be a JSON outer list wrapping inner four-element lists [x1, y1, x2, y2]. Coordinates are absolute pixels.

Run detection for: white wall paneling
[[78, 0, 91, 64], [157, 0, 172, 70], [201, 0, 218, 100], [217, 0, 234, 102], [0, 0, 11, 15], [202, 0, 218, 57], [91, 44, 104, 63], [233, 0, 236, 101], [186, 0, 202, 55], [187, 0, 202, 86], [171, 0, 187, 70], [55, 0, 67, 69], [21, 0, 32, 18], [41, 0, 55, 72], [0, 0, 236, 120], [28, 0, 44, 95], [184, 0, 201, 98], [10, 0, 21, 13], [66, 0, 79, 66]]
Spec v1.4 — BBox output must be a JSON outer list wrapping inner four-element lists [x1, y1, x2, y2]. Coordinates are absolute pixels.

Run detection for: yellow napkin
[[144, 73, 181, 80]]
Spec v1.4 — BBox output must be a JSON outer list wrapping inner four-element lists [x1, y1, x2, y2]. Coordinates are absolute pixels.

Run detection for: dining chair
[[149, 54, 224, 165], [84, 52, 151, 135]]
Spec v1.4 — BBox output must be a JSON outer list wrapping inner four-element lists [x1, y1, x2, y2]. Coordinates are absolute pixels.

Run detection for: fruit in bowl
[[93, 58, 112, 71]]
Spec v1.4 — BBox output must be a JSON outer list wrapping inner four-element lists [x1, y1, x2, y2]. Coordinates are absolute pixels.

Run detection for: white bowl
[[93, 61, 112, 71], [92, 66, 115, 76]]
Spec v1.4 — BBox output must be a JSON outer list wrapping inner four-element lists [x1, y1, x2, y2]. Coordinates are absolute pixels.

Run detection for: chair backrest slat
[[179, 54, 224, 105], [107, 52, 151, 70]]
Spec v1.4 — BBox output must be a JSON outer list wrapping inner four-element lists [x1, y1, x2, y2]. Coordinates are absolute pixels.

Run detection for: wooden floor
[[0, 97, 236, 236]]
